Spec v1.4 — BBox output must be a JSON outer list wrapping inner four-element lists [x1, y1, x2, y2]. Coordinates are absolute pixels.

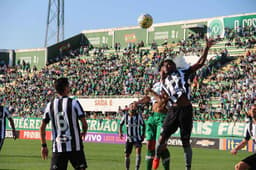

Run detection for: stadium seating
[[0, 26, 255, 122]]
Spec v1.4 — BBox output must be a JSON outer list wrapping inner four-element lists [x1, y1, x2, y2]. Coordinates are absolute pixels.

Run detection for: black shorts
[[125, 141, 142, 154], [161, 105, 193, 143], [51, 151, 87, 170], [242, 153, 256, 169]]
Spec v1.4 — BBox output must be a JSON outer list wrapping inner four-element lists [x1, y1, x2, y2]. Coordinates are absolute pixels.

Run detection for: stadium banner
[[207, 18, 225, 38], [148, 24, 183, 45], [114, 28, 147, 47], [18, 130, 52, 140], [219, 138, 255, 152], [14, 48, 46, 69], [224, 14, 256, 30], [83, 31, 113, 47], [78, 97, 138, 112], [13, 129, 125, 144], [5, 130, 20, 139], [6, 118, 247, 138], [167, 137, 219, 149], [84, 132, 125, 144]]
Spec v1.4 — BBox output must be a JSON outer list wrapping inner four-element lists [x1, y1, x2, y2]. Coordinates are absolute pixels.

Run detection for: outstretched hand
[[230, 148, 238, 155], [41, 147, 48, 160]]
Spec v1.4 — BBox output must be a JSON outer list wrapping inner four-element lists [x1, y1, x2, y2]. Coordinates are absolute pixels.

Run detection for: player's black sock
[[146, 150, 154, 170], [125, 157, 130, 170], [183, 146, 192, 170], [135, 154, 141, 170], [161, 149, 170, 170]]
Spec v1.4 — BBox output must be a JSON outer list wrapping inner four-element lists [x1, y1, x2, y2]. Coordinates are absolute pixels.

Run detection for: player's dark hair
[[158, 59, 176, 72], [54, 77, 69, 95]]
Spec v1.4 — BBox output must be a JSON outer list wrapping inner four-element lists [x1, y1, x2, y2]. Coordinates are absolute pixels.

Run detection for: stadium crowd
[[0, 26, 255, 121]]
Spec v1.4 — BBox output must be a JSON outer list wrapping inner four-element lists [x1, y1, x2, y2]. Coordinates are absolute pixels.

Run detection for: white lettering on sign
[[87, 120, 118, 132], [13, 118, 44, 130], [192, 121, 213, 135], [154, 32, 168, 40], [23, 131, 40, 139], [234, 18, 256, 29], [84, 134, 102, 142], [167, 138, 183, 146], [218, 122, 245, 136]]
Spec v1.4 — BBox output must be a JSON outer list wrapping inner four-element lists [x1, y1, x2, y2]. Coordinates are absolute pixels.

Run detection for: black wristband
[[41, 143, 47, 147]]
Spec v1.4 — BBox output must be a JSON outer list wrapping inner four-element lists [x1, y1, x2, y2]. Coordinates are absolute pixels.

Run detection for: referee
[[40, 77, 88, 170]]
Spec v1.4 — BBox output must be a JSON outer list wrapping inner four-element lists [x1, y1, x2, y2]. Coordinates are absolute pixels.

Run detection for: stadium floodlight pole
[[44, 0, 51, 47], [62, 0, 64, 41], [44, 0, 64, 47], [57, 0, 60, 42]]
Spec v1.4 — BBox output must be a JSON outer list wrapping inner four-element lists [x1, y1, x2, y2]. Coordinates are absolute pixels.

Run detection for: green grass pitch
[[0, 139, 251, 170]]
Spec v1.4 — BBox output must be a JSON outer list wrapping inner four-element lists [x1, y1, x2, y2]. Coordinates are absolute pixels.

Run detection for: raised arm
[[190, 38, 216, 73]]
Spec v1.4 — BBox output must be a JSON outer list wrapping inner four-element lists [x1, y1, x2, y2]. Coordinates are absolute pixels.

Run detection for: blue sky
[[0, 0, 255, 49]]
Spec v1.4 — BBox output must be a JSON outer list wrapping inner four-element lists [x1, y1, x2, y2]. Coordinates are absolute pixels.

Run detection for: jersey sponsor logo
[[56, 135, 72, 143]]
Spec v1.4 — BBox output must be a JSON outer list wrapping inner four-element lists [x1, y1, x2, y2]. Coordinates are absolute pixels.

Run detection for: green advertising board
[[114, 28, 147, 47], [14, 49, 46, 69], [83, 31, 113, 48], [207, 18, 225, 38], [224, 14, 256, 29], [7, 117, 246, 139], [148, 24, 183, 44]]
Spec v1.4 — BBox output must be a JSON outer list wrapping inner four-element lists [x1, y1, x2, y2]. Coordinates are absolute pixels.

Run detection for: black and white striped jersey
[[0, 106, 11, 139], [120, 112, 145, 143], [43, 96, 85, 153], [162, 68, 192, 104], [244, 121, 256, 143]]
